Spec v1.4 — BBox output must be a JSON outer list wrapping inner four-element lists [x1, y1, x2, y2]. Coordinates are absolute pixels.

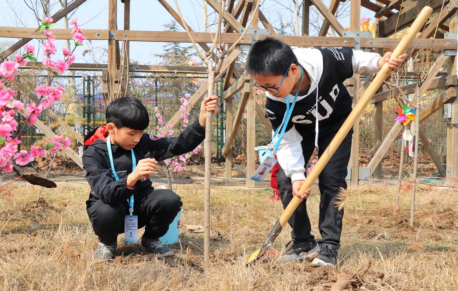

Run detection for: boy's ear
[[106, 122, 116, 133], [290, 63, 300, 75]]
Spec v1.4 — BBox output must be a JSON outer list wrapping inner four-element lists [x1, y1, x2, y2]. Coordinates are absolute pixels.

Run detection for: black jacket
[[82, 120, 205, 206]]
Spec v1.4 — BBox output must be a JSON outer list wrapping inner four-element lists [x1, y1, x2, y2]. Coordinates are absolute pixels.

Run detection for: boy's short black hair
[[106, 97, 149, 130], [246, 37, 299, 76]]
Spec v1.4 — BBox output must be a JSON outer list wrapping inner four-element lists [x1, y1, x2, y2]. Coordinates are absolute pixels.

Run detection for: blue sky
[[0, 0, 375, 65]]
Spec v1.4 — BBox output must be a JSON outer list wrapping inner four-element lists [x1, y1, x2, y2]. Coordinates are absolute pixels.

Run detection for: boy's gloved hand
[[127, 158, 158, 187], [377, 52, 407, 71], [199, 96, 220, 127], [292, 179, 311, 199]]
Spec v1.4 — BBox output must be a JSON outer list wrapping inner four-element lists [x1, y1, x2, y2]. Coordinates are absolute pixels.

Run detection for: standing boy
[[83, 96, 217, 261], [246, 38, 405, 266]]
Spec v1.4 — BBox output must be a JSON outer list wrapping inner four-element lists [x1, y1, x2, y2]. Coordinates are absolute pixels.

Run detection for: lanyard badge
[[250, 67, 303, 182], [106, 135, 138, 242]]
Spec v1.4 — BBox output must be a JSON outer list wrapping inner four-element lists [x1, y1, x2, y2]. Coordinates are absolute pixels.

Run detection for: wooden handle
[[279, 6, 433, 227]]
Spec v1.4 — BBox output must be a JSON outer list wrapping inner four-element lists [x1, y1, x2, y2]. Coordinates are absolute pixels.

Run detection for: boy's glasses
[[255, 66, 290, 94]]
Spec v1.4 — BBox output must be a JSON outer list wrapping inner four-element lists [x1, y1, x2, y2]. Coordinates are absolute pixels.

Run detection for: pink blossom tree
[[0, 18, 85, 178]]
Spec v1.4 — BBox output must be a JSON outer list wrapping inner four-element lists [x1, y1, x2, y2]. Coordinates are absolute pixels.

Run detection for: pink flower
[[30, 145, 46, 158], [49, 142, 62, 153], [62, 48, 71, 56], [15, 54, 27, 66], [2, 114, 18, 131], [173, 165, 183, 172], [26, 113, 38, 125], [56, 60, 69, 74], [43, 57, 57, 70], [44, 39, 57, 55], [53, 135, 64, 143], [73, 32, 86, 44], [192, 148, 199, 155], [25, 44, 35, 54], [1, 143, 16, 160], [14, 150, 34, 166], [63, 135, 72, 148], [0, 124, 12, 138], [7, 100, 23, 110], [3, 162, 13, 173], [35, 85, 49, 97], [65, 54, 75, 65], [179, 155, 187, 163], [168, 130, 174, 136], [26, 103, 43, 116], [154, 107, 158, 112], [158, 118, 163, 125], [69, 18, 78, 26], [44, 30, 55, 39], [0, 61, 19, 79], [185, 94, 191, 98], [42, 17, 53, 24], [166, 124, 171, 129], [0, 88, 16, 106]]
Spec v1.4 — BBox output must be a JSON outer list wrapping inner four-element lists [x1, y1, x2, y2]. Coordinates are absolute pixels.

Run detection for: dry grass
[[0, 181, 457, 290]]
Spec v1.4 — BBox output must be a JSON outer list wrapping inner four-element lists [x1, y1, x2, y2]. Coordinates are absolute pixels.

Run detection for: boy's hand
[[199, 96, 220, 127], [377, 52, 407, 71], [127, 158, 158, 186], [292, 180, 311, 199]]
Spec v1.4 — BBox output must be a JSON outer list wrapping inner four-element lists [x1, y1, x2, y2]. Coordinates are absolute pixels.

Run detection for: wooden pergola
[[0, 0, 456, 186]]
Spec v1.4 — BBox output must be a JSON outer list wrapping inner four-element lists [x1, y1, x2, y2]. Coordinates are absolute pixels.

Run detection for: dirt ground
[[0, 179, 457, 290]]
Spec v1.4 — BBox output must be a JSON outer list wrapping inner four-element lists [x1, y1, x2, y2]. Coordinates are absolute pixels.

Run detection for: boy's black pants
[[277, 130, 352, 249], [87, 189, 182, 245]]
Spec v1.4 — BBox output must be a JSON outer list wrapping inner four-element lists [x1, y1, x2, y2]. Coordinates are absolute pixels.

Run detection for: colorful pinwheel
[[395, 103, 416, 125]]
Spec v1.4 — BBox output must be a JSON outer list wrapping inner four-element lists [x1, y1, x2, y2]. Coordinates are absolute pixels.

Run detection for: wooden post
[[446, 11, 458, 178], [246, 0, 258, 188], [349, 0, 361, 186], [122, 0, 131, 95], [107, 0, 117, 104], [302, 0, 310, 36], [318, 0, 339, 36], [373, 2, 384, 178], [225, 94, 234, 179]]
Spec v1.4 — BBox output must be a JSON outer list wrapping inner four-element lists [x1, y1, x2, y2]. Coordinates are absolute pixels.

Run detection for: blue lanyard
[[272, 67, 303, 153], [106, 135, 136, 215]]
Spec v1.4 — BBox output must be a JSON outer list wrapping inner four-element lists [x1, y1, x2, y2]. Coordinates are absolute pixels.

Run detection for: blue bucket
[[159, 209, 182, 245], [255, 146, 273, 164]]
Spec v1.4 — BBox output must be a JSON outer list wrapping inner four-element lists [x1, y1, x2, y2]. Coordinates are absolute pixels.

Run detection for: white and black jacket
[[266, 47, 381, 183]]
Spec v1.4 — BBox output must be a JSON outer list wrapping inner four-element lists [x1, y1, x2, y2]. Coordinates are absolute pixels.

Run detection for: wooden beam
[[107, 0, 117, 104], [312, 0, 344, 36], [239, 0, 254, 28], [1, 28, 457, 49], [446, 10, 458, 177], [122, 0, 131, 95], [163, 49, 242, 132], [349, 0, 361, 186], [419, 5, 457, 39], [225, 84, 234, 179], [0, 0, 87, 62], [224, 0, 245, 32], [21, 62, 208, 73], [375, 0, 404, 18], [207, 0, 244, 32], [254, 101, 272, 132], [259, 11, 277, 35], [361, 0, 391, 15], [368, 55, 450, 175], [381, 0, 448, 37], [318, 0, 340, 36], [222, 84, 250, 157], [223, 72, 246, 99], [158, 0, 214, 58], [302, 0, 311, 36], [371, 76, 447, 103]]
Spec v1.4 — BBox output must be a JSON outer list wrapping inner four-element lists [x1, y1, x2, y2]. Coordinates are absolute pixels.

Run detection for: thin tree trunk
[[204, 63, 214, 264]]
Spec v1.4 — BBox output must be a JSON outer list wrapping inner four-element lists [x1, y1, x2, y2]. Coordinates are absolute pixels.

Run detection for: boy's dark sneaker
[[281, 239, 319, 262], [141, 237, 175, 257], [93, 242, 116, 261], [311, 244, 338, 267]]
